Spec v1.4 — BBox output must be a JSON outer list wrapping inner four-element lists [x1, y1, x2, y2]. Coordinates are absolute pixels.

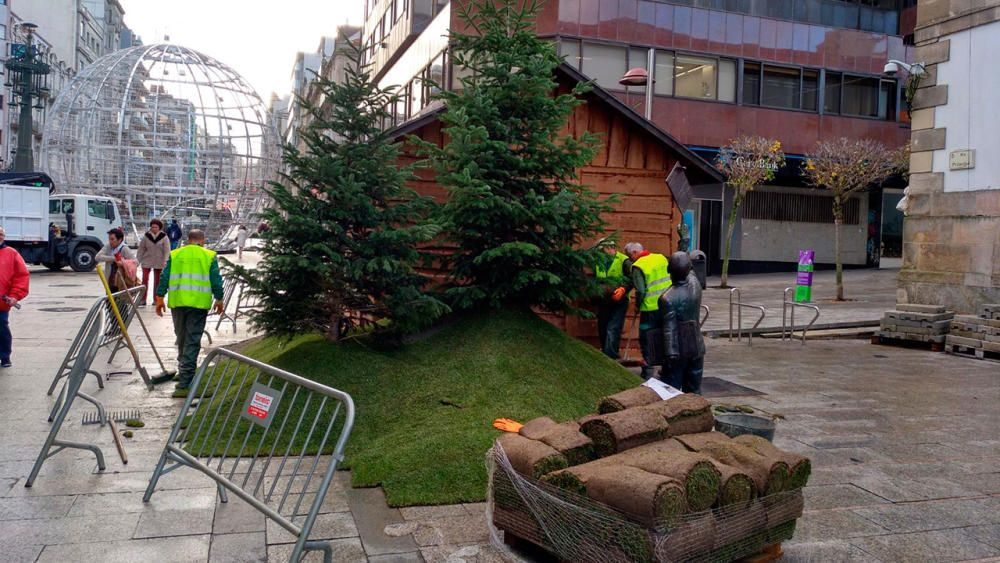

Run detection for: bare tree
[[804, 138, 906, 300], [715, 136, 786, 288]]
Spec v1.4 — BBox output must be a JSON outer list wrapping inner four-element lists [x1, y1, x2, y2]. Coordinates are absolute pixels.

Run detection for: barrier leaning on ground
[[45, 286, 146, 421], [144, 348, 356, 563], [27, 311, 111, 486]]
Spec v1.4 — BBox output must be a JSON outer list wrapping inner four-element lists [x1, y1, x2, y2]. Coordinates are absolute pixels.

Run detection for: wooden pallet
[[871, 333, 944, 352], [945, 343, 1000, 361]]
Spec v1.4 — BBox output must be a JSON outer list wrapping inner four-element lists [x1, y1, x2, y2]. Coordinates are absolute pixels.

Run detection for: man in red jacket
[[0, 227, 29, 367]]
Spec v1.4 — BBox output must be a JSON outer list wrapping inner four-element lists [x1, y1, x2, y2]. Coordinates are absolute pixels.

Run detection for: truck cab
[[0, 173, 125, 272]]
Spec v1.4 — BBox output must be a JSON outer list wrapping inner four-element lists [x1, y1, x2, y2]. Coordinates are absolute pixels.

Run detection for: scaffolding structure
[[41, 43, 278, 243]]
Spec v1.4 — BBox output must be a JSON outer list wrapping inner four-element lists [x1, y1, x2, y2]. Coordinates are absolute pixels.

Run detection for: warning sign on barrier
[[241, 382, 282, 427]]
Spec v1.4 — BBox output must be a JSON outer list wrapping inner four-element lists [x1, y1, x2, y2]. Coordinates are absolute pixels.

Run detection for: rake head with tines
[[81, 409, 142, 426]]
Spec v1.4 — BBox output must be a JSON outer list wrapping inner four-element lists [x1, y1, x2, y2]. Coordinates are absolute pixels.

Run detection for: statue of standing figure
[[657, 252, 705, 394], [677, 221, 690, 253]]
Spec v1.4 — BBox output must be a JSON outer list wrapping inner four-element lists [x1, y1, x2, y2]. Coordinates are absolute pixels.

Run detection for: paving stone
[[213, 495, 266, 534], [0, 494, 76, 520], [348, 486, 419, 555], [0, 511, 139, 546], [962, 524, 1000, 549], [780, 540, 879, 562], [35, 534, 211, 563], [399, 504, 467, 520], [0, 544, 44, 563], [266, 536, 366, 562], [208, 531, 267, 562], [368, 552, 424, 562], [134, 507, 216, 539], [793, 510, 889, 542], [851, 528, 999, 562], [265, 511, 358, 545], [411, 516, 491, 547], [804, 484, 889, 510], [462, 503, 487, 516], [68, 488, 217, 516]]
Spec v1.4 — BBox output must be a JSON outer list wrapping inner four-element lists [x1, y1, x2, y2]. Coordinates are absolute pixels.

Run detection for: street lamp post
[[5, 23, 51, 172]]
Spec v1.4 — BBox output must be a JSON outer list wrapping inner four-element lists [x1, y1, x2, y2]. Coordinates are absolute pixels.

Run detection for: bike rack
[[728, 288, 766, 346], [700, 304, 710, 328], [782, 287, 821, 344]]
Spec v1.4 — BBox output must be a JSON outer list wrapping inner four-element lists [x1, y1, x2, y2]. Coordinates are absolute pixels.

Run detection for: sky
[[117, 0, 363, 100]]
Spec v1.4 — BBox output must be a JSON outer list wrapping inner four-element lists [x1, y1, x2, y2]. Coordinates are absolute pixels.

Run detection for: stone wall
[[899, 0, 1000, 312]]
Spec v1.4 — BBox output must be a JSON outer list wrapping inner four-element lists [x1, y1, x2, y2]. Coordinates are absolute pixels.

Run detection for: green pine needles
[[420, 0, 614, 313], [235, 42, 448, 341]]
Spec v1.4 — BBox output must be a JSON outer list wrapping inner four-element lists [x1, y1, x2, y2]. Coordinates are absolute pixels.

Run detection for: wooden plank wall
[[397, 91, 681, 356]]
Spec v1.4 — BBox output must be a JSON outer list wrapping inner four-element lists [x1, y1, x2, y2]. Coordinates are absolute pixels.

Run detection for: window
[[674, 54, 717, 100], [761, 65, 800, 109], [842, 75, 880, 118], [743, 191, 861, 225], [581, 42, 627, 90], [50, 199, 75, 215], [824, 72, 841, 114], [718, 59, 736, 102], [802, 69, 819, 111], [87, 199, 111, 220], [0, 24, 6, 41], [742, 62, 761, 105], [879, 80, 897, 120], [428, 51, 445, 97], [654, 50, 673, 95], [560, 39, 580, 69]]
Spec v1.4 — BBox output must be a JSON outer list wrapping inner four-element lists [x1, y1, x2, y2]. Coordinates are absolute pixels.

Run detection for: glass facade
[[658, 0, 900, 34]]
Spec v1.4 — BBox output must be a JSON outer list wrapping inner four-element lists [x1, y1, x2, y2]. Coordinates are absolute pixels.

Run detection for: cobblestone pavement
[[1, 264, 997, 562]]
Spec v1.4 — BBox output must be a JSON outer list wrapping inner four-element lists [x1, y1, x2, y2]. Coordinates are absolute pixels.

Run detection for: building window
[[654, 50, 674, 96], [719, 59, 736, 103], [560, 39, 580, 70], [674, 54, 717, 100], [581, 42, 627, 90], [802, 69, 819, 111], [842, 75, 880, 118], [824, 72, 842, 114], [742, 62, 761, 106], [743, 190, 861, 225], [761, 65, 800, 109]]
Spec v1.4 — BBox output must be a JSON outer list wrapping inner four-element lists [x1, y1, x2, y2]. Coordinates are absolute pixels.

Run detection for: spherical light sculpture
[[42, 43, 278, 243]]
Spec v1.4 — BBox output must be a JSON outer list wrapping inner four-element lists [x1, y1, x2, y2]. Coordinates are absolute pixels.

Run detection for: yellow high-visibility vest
[[633, 253, 671, 312], [167, 245, 215, 309]]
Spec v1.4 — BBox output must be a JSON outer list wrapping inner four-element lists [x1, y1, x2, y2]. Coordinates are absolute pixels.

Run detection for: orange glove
[[612, 287, 626, 301], [155, 296, 165, 317], [213, 300, 225, 315], [492, 418, 523, 433]]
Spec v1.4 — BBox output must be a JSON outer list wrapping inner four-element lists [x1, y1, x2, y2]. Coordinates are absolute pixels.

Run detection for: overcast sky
[[117, 0, 363, 100]]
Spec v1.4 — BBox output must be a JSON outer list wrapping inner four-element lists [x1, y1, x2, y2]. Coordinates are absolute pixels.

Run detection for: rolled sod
[[539, 456, 617, 495], [615, 449, 722, 513], [676, 432, 788, 496], [643, 394, 715, 437], [583, 465, 687, 525], [713, 500, 766, 549], [497, 433, 569, 479], [598, 386, 662, 414], [579, 408, 669, 457], [491, 469, 529, 512], [732, 434, 812, 490], [665, 410, 715, 437], [518, 416, 558, 440], [710, 460, 757, 507], [520, 419, 595, 466], [656, 514, 717, 559]]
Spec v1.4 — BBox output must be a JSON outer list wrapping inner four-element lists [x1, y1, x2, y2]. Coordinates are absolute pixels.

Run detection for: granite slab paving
[[2, 264, 999, 562]]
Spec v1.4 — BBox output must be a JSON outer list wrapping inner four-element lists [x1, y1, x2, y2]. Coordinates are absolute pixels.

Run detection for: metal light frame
[[41, 43, 279, 243]]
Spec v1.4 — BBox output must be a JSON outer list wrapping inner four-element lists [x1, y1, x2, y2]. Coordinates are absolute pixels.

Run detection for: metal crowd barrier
[[781, 287, 821, 344], [700, 304, 710, 328], [27, 312, 110, 486], [211, 275, 242, 333], [728, 288, 766, 346], [144, 348, 356, 563], [46, 286, 145, 420]]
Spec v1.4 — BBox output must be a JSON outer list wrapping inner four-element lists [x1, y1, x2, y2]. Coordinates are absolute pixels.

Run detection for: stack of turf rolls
[[490, 391, 811, 562]]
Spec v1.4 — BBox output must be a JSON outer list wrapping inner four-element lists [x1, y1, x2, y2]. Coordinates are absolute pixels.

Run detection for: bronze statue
[[658, 252, 705, 394]]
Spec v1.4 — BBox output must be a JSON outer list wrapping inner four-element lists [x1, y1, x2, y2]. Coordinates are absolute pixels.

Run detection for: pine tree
[[422, 0, 614, 313], [235, 43, 448, 341]]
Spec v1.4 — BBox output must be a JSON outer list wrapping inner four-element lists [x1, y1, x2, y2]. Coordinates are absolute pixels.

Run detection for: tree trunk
[[326, 312, 343, 342], [833, 197, 844, 301], [720, 192, 742, 288]]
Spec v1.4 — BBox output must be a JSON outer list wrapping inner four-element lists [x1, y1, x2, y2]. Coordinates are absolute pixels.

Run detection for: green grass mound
[[204, 309, 637, 506]]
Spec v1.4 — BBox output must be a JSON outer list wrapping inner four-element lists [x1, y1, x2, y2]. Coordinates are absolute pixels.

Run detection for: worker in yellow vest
[[593, 239, 632, 359], [154, 229, 225, 398], [624, 242, 671, 380]]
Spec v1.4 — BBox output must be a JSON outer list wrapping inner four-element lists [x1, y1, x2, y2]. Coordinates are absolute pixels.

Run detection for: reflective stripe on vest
[[167, 245, 216, 310], [633, 253, 671, 312], [595, 252, 627, 284]]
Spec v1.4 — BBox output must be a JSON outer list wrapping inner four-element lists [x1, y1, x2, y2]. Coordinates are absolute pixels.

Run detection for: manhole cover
[[39, 307, 88, 313], [700, 377, 765, 398], [50, 284, 83, 287]]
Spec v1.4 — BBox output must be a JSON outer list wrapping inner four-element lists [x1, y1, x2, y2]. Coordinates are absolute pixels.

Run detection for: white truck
[[0, 173, 124, 272]]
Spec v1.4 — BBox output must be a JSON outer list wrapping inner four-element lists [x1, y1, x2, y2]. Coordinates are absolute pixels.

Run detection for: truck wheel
[[70, 246, 97, 272], [43, 262, 64, 272]]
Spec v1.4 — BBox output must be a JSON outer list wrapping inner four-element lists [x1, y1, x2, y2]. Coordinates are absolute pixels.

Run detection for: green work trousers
[[171, 306, 208, 388]]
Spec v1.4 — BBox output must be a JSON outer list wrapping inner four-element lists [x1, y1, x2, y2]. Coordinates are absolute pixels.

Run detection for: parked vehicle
[[0, 173, 124, 272]]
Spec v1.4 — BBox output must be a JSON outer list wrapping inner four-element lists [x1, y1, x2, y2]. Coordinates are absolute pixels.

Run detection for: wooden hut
[[390, 63, 723, 352]]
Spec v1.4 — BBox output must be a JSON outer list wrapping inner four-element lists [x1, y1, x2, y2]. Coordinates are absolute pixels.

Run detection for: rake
[[81, 408, 141, 426]]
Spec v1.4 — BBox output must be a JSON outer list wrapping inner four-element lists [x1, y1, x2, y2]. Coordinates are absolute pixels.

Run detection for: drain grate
[[39, 307, 88, 313], [700, 377, 765, 398]]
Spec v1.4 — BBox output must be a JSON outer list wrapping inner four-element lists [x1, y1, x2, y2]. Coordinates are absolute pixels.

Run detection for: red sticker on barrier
[[247, 391, 272, 419]]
